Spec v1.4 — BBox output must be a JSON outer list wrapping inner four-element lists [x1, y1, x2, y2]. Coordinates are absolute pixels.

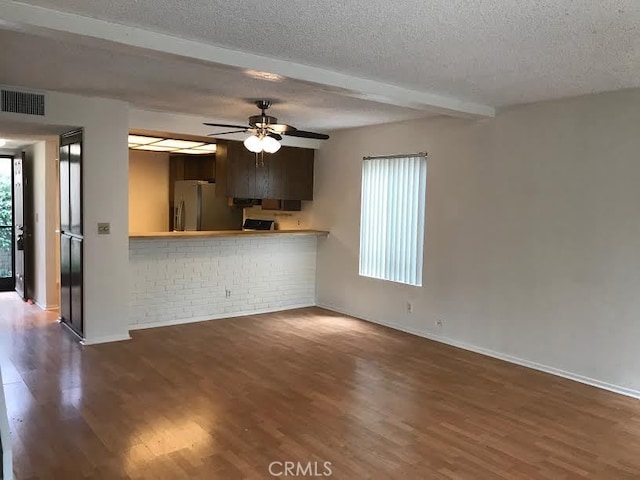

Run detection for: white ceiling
[[0, 135, 40, 152], [11, 0, 640, 108], [0, 29, 433, 132]]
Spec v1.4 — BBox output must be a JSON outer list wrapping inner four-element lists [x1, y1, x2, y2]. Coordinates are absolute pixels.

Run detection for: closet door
[[59, 234, 71, 325], [70, 237, 83, 334], [59, 130, 84, 337]]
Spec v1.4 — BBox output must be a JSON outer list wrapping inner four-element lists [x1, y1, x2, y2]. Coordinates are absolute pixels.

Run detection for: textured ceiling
[[0, 29, 431, 131], [0, 136, 39, 150], [14, 0, 640, 106]]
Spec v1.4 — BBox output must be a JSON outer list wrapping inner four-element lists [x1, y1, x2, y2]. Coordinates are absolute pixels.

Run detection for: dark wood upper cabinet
[[278, 147, 314, 200], [169, 154, 215, 183], [220, 140, 314, 201], [225, 141, 256, 198]]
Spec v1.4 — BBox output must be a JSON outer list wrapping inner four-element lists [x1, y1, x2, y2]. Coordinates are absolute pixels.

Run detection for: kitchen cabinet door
[[224, 141, 314, 200], [263, 151, 284, 199], [279, 148, 314, 200], [226, 141, 256, 198], [255, 154, 275, 199]]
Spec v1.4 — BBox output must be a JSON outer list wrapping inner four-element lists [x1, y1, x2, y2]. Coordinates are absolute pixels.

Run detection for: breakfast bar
[[128, 230, 328, 329]]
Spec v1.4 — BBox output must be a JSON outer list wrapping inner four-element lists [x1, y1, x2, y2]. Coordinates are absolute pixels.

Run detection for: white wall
[[129, 236, 317, 328], [313, 88, 640, 397], [0, 89, 130, 344], [129, 150, 169, 233], [26, 139, 59, 310]]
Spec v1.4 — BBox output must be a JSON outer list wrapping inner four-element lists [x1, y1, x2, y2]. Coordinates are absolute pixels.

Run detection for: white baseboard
[[81, 333, 132, 346], [34, 301, 59, 312], [317, 303, 640, 401], [129, 303, 315, 331]]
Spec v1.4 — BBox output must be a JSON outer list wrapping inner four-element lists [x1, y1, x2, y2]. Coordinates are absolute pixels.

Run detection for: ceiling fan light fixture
[[205, 100, 329, 152], [262, 136, 281, 153], [244, 135, 263, 153]]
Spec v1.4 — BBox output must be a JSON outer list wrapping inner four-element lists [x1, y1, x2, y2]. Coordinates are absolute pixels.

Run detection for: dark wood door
[[13, 155, 25, 299], [22, 149, 35, 301], [59, 234, 71, 324], [69, 143, 82, 235], [70, 237, 83, 333], [59, 130, 84, 336]]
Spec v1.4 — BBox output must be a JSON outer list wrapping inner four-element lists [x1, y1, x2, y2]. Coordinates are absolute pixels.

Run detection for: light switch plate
[[97, 222, 110, 235]]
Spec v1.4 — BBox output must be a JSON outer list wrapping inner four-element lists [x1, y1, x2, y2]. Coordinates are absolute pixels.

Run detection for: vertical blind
[[359, 154, 427, 286]]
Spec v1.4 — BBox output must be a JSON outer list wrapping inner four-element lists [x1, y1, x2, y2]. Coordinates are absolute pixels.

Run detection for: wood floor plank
[[1, 292, 639, 479]]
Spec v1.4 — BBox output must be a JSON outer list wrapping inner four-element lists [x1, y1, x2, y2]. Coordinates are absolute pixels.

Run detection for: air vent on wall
[[1, 89, 45, 116]]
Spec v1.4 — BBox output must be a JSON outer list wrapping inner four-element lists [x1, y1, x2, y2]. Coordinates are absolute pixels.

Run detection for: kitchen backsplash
[[243, 203, 312, 230]]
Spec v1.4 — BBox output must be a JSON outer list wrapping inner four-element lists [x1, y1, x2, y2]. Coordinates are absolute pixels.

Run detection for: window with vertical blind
[[359, 153, 427, 286]]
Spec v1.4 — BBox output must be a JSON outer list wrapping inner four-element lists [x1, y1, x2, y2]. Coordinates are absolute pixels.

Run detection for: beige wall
[[1, 91, 131, 344], [243, 203, 313, 230], [313, 88, 640, 397], [128, 150, 169, 233], [26, 138, 59, 310]]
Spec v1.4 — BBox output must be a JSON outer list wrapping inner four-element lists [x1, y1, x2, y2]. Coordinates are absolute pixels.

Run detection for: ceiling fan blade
[[267, 132, 283, 141], [269, 124, 297, 134], [203, 122, 250, 129], [207, 129, 248, 136], [283, 130, 330, 140]]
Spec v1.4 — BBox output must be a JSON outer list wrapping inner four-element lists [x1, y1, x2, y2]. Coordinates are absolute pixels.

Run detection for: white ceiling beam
[[0, 0, 495, 118]]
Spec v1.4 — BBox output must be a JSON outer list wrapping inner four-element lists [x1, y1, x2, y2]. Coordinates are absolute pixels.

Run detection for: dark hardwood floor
[[1, 292, 639, 479]]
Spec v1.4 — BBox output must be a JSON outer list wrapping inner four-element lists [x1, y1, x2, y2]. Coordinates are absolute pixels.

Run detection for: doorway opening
[[0, 125, 84, 339], [0, 155, 13, 291]]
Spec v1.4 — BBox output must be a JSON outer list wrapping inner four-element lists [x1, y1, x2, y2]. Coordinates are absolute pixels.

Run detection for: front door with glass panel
[[0, 156, 14, 291]]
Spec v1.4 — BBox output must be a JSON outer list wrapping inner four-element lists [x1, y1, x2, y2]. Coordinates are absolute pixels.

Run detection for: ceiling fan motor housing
[[203, 98, 329, 140], [249, 114, 278, 128]]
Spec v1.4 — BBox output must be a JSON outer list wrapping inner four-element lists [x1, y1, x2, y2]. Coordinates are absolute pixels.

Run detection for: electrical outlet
[[435, 319, 443, 327], [97, 222, 110, 235], [225, 289, 231, 299], [406, 301, 413, 314]]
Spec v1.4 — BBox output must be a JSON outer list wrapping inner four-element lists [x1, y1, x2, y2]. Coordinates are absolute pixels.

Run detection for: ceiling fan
[[204, 100, 330, 154]]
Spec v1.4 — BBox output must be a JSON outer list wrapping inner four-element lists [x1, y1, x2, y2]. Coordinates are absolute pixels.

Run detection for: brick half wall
[[129, 236, 318, 328]]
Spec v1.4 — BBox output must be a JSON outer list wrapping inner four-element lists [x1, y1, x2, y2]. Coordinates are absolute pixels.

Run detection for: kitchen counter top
[[129, 229, 329, 239]]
